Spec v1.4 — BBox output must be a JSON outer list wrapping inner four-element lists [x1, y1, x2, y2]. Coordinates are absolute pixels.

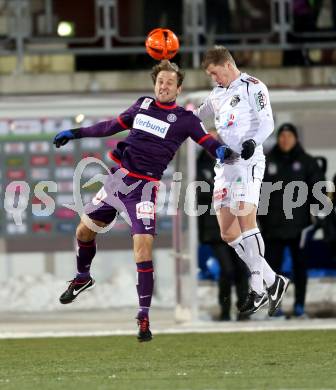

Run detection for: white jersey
[[196, 73, 274, 157]]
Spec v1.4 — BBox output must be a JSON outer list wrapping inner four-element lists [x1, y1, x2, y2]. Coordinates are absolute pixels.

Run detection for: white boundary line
[[1, 319, 335, 339]]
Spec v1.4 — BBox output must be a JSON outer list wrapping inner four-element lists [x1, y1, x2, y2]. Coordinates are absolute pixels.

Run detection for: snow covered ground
[[0, 258, 335, 314]]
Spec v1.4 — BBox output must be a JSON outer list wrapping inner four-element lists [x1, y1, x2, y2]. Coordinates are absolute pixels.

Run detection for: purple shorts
[[84, 168, 159, 235]]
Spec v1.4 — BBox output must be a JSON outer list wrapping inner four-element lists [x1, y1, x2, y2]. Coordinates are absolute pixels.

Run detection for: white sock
[[229, 231, 276, 292], [252, 230, 276, 288], [242, 228, 266, 294], [228, 235, 246, 265], [228, 232, 262, 294]]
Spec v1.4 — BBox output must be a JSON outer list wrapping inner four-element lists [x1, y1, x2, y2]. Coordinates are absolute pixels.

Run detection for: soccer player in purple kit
[[53, 60, 237, 342]]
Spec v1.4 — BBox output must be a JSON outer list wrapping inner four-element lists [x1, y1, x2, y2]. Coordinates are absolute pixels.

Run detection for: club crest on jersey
[[254, 91, 267, 111], [140, 98, 153, 110], [230, 95, 240, 107], [167, 113, 177, 122]]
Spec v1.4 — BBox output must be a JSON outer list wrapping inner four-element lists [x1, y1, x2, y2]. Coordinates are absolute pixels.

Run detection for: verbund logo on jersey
[[134, 114, 170, 139]]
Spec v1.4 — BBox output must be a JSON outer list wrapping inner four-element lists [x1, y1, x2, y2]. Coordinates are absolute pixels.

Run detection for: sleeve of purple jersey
[[76, 98, 141, 138], [189, 116, 222, 158], [77, 117, 126, 138]]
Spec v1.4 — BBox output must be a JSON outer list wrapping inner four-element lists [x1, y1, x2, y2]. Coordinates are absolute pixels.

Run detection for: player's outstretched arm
[[53, 97, 144, 147], [186, 114, 227, 161], [188, 115, 239, 164], [53, 117, 129, 148]]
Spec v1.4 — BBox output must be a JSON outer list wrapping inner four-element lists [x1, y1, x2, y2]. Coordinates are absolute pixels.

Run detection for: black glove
[[53, 129, 79, 148], [241, 139, 256, 160]]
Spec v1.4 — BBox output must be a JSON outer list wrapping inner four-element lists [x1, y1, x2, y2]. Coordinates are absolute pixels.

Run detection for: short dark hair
[[150, 60, 185, 87], [277, 123, 298, 139], [202, 45, 236, 69]]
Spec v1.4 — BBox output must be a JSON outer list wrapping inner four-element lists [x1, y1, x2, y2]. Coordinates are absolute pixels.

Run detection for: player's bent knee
[[220, 231, 236, 243], [220, 233, 229, 243]]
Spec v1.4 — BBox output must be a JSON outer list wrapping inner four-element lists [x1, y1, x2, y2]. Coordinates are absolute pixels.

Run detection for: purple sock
[[136, 260, 154, 320], [76, 239, 96, 280]]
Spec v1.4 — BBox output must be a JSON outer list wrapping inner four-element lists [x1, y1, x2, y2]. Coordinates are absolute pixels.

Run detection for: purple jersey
[[77, 96, 221, 180]]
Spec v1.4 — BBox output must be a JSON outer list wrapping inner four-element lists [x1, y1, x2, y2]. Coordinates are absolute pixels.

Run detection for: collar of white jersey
[[226, 72, 245, 89]]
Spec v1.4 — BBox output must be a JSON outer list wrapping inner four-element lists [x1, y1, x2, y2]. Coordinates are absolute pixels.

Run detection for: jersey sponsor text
[[134, 114, 170, 138]]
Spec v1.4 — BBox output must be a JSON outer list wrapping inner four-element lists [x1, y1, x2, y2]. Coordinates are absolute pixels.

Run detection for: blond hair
[[150, 60, 185, 87], [202, 45, 236, 69]]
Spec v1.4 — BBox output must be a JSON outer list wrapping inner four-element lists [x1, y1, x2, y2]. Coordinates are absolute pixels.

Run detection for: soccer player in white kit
[[196, 46, 289, 316]]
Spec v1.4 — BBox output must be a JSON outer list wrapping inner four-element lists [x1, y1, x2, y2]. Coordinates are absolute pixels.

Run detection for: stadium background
[[0, 1, 336, 389]]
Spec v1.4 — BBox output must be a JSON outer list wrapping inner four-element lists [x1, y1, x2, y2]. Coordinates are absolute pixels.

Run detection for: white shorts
[[213, 156, 265, 210]]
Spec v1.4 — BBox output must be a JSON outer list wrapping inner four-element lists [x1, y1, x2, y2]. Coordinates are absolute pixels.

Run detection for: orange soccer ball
[[145, 28, 180, 61]]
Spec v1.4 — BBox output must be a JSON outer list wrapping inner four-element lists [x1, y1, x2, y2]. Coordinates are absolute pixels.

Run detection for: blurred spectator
[[234, 0, 271, 33], [259, 123, 325, 317], [143, 0, 182, 36], [284, 0, 324, 65], [205, 0, 271, 39], [316, 0, 333, 29], [316, 0, 336, 64], [293, 0, 323, 33], [196, 134, 249, 321], [206, 0, 232, 35]]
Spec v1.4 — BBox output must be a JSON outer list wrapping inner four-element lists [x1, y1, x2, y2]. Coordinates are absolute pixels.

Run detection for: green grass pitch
[[0, 330, 335, 390]]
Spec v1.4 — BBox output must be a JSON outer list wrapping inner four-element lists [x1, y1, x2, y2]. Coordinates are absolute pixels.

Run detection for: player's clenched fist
[[53, 130, 77, 148], [216, 145, 239, 165], [241, 139, 256, 160]]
